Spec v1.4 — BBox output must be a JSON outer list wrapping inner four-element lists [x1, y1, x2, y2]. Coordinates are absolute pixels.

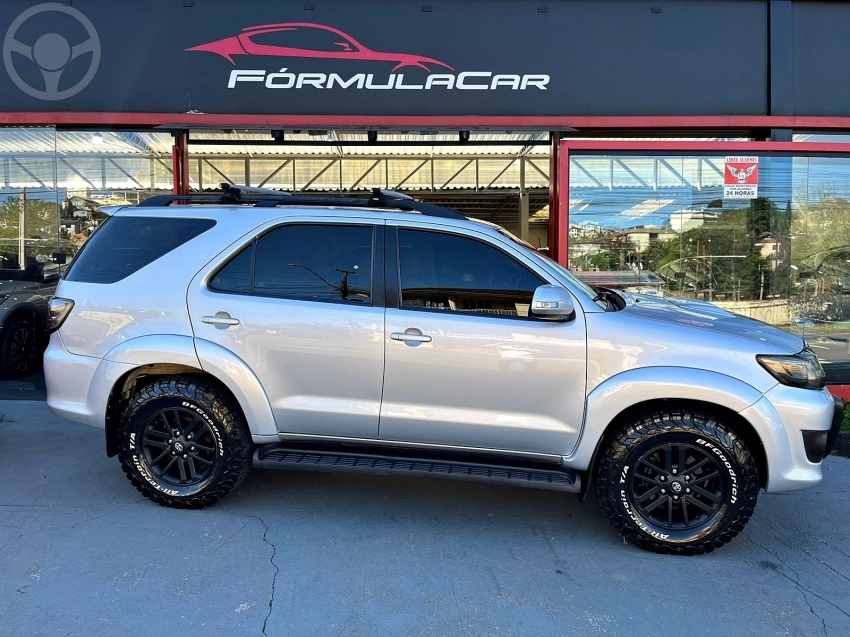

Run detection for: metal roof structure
[[0, 129, 554, 227]]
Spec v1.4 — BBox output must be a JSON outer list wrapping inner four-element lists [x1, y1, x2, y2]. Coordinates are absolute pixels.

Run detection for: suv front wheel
[[117, 377, 252, 508], [595, 407, 759, 555]]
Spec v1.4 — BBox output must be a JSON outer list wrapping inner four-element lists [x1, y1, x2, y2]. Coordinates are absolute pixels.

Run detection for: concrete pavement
[[1, 400, 849, 637]]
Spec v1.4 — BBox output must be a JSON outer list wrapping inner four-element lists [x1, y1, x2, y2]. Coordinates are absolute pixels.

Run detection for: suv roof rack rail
[[136, 184, 466, 220]]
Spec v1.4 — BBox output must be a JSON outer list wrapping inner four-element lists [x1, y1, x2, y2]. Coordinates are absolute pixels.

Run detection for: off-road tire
[[595, 407, 759, 555], [117, 376, 252, 509]]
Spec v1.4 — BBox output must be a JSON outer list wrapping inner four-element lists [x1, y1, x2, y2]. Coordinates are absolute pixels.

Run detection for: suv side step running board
[[253, 445, 581, 493]]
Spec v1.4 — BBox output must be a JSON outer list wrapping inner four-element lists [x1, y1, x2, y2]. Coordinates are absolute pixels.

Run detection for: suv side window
[[397, 229, 545, 317], [211, 224, 373, 305], [210, 244, 252, 294]]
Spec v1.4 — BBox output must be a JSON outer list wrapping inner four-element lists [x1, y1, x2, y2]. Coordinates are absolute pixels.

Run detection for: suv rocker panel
[[254, 442, 580, 493]]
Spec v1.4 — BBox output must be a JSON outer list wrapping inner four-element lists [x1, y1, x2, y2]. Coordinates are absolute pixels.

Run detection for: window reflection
[[0, 128, 174, 270], [568, 152, 850, 381]]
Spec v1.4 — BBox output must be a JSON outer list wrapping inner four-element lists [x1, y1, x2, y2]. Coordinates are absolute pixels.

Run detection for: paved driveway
[[1, 400, 849, 637]]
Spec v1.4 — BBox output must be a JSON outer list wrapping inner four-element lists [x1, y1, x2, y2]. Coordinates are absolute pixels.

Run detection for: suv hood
[[619, 293, 804, 354]]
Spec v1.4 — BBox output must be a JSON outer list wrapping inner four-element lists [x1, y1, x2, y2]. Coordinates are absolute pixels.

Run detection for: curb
[[835, 430, 850, 459]]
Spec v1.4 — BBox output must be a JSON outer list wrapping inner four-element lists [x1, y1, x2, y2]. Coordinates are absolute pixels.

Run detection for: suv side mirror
[[531, 285, 575, 321]]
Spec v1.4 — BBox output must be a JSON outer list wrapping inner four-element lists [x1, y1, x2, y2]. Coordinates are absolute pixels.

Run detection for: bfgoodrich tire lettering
[[117, 377, 252, 509], [595, 408, 759, 555]]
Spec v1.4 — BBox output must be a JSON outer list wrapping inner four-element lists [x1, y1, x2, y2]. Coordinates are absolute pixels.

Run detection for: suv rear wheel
[[117, 377, 252, 508], [595, 407, 759, 555]]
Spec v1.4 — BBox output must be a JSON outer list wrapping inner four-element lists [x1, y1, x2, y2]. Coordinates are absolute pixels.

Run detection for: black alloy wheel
[[118, 377, 252, 509], [595, 407, 760, 555], [628, 442, 724, 531], [0, 317, 41, 379], [141, 408, 219, 487]]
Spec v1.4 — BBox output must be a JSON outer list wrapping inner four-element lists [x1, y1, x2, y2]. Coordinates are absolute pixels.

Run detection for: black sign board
[[1, 0, 770, 117]]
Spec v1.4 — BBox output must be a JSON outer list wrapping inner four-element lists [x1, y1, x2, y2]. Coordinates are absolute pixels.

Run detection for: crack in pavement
[[69, 502, 132, 529], [225, 511, 279, 637], [761, 520, 850, 587], [803, 528, 850, 562], [743, 531, 845, 636]]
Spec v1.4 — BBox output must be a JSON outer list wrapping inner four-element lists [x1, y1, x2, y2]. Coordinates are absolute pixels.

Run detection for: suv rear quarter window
[[64, 216, 216, 284], [210, 223, 374, 305]]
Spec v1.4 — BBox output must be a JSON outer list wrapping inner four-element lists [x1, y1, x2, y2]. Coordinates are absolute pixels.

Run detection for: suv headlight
[[756, 349, 826, 389]]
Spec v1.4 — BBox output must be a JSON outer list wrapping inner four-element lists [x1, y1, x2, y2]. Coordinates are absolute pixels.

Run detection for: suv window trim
[[389, 226, 549, 321], [207, 221, 384, 308]]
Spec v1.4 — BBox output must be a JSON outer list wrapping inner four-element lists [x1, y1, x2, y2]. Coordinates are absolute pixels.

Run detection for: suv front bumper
[[740, 385, 841, 492], [802, 395, 844, 463]]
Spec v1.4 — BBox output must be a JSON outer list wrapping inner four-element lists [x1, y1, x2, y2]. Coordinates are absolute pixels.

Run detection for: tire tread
[[117, 376, 252, 509], [595, 407, 759, 555]]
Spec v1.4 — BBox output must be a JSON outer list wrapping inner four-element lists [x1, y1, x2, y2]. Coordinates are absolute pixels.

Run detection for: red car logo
[[186, 22, 454, 72]]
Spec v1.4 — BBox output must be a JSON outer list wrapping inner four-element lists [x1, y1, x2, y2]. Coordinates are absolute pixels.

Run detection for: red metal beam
[[548, 134, 559, 260], [7, 112, 850, 130], [828, 386, 850, 400], [558, 140, 850, 153]]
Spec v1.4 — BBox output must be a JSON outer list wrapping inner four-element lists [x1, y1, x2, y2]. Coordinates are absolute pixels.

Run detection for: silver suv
[[44, 187, 843, 554]]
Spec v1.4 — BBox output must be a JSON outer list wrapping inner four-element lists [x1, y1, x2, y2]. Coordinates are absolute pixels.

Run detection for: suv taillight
[[47, 297, 74, 333]]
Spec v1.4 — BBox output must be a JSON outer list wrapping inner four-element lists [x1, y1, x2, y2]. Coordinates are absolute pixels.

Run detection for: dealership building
[[5, 0, 850, 384]]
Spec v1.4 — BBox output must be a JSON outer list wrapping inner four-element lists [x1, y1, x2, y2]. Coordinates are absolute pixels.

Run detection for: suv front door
[[380, 224, 587, 456], [188, 219, 385, 439]]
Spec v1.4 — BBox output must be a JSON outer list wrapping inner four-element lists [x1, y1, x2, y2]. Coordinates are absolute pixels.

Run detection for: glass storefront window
[[567, 151, 850, 382], [0, 128, 175, 269]]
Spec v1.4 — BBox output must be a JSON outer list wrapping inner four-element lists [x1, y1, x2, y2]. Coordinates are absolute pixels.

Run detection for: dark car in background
[[0, 258, 62, 379]]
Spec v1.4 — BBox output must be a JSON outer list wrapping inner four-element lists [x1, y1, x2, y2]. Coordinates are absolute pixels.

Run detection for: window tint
[[65, 216, 215, 284], [210, 244, 253, 294], [398, 230, 545, 317], [253, 224, 373, 303]]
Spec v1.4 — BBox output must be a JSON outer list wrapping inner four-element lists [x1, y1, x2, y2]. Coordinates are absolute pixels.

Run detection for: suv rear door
[[187, 217, 385, 439], [379, 222, 587, 456]]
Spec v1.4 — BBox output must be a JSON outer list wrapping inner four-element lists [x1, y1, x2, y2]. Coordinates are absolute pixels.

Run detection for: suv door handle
[[391, 332, 432, 343], [202, 315, 240, 326]]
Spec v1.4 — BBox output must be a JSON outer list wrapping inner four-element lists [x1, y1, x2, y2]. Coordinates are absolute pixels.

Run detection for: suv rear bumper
[[44, 332, 133, 428], [740, 385, 840, 492]]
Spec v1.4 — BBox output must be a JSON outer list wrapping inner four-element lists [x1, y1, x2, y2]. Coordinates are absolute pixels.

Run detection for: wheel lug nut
[[168, 439, 173, 444], [182, 454, 187, 459], [171, 451, 176, 456], [190, 446, 195, 451], [187, 435, 192, 440], [686, 488, 691, 493], [674, 495, 679, 500], [661, 489, 666, 494], [672, 469, 678, 475], [659, 476, 665, 481]]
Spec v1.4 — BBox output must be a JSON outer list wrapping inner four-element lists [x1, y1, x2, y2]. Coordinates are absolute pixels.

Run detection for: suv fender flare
[[567, 367, 767, 472], [194, 337, 278, 438], [105, 334, 203, 368], [104, 335, 278, 439]]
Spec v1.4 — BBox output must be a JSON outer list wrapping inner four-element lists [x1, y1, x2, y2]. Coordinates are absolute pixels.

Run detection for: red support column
[[548, 134, 560, 259], [558, 141, 569, 267], [171, 131, 189, 195], [548, 135, 570, 266]]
